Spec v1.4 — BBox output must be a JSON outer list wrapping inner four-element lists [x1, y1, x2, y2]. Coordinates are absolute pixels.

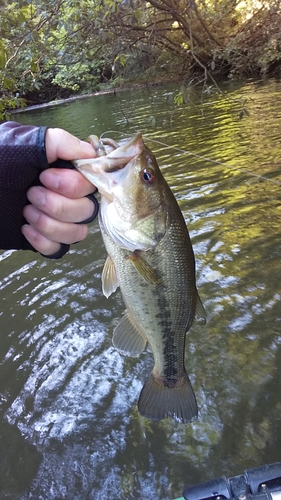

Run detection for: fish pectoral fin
[[195, 291, 206, 324], [112, 310, 147, 357], [138, 371, 198, 423], [102, 255, 119, 298], [127, 252, 162, 285]]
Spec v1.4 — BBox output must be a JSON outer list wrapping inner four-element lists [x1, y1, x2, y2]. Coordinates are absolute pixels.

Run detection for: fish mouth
[[103, 132, 144, 172], [98, 156, 138, 201], [72, 132, 144, 197], [76, 155, 139, 202]]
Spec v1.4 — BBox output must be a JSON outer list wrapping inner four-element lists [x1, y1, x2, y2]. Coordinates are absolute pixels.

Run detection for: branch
[[192, 0, 223, 47], [5, 0, 65, 69], [5, 39, 25, 68]]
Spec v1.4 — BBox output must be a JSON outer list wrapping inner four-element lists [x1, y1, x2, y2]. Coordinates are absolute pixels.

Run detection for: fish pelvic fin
[[113, 310, 147, 357], [138, 371, 198, 424], [102, 255, 119, 298]]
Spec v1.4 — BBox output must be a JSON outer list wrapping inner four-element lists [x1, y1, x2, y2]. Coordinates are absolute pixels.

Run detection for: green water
[[1, 79, 281, 499]]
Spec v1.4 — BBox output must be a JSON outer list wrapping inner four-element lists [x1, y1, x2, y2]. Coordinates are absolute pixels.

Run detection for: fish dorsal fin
[[195, 291, 206, 324], [127, 252, 162, 285], [112, 310, 147, 357], [102, 255, 119, 298]]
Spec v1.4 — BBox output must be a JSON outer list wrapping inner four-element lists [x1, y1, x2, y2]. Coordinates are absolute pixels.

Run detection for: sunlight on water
[[1, 79, 281, 498]]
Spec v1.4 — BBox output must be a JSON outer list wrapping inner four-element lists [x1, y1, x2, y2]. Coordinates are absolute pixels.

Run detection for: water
[[1, 78, 281, 499]]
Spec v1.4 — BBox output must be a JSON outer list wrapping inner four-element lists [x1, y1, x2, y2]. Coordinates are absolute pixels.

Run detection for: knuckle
[[43, 192, 66, 220]]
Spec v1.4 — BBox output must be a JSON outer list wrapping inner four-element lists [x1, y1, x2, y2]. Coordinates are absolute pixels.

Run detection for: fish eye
[[142, 168, 155, 184]]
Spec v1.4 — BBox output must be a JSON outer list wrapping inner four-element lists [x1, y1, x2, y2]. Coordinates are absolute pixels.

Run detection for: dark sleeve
[[0, 121, 49, 251]]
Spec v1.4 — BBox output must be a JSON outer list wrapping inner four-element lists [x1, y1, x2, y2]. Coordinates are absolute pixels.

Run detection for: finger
[[26, 185, 96, 223], [39, 168, 96, 198], [23, 205, 89, 244], [21, 224, 61, 256], [46, 128, 97, 164]]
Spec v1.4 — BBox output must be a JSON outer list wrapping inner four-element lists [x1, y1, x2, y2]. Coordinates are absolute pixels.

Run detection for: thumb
[[46, 128, 97, 164]]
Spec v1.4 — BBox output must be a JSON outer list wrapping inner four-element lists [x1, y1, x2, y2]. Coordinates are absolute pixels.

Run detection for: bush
[[224, 5, 281, 76]]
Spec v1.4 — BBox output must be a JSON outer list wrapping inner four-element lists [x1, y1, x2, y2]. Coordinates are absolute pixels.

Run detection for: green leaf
[[174, 93, 184, 106], [0, 50, 6, 69], [30, 61, 38, 72], [3, 77, 13, 90], [118, 54, 126, 67]]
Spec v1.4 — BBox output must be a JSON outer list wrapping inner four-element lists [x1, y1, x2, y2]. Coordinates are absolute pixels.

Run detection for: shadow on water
[[0, 419, 42, 497], [1, 78, 281, 498]]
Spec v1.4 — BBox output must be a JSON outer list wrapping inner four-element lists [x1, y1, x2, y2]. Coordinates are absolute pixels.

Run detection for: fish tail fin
[[138, 371, 198, 423]]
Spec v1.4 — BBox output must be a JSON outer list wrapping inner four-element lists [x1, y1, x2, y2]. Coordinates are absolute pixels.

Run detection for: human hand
[[22, 128, 98, 257]]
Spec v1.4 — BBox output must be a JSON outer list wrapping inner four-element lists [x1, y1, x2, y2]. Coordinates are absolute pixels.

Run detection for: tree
[[1, 0, 281, 119], [0, 0, 65, 118]]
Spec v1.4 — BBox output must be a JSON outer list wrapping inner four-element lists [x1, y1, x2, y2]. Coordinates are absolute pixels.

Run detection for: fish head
[[73, 132, 169, 251], [109, 137, 166, 218], [72, 132, 144, 200]]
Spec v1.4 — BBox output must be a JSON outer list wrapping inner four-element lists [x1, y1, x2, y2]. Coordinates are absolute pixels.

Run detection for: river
[[1, 78, 281, 499]]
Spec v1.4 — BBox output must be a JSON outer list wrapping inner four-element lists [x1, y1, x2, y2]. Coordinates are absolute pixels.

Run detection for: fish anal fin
[[127, 252, 162, 285], [138, 371, 198, 423], [195, 291, 206, 325], [102, 255, 119, 298], [113, 310, 147, 357]]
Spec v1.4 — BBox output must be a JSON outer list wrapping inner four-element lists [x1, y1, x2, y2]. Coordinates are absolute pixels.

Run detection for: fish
[[72, 133, 206, 423]]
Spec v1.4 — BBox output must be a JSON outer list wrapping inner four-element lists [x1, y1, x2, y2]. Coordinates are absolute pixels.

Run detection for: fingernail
[[27, 186, 46, 207], [79, 140, 97, 157], [40, 171, 59, 190], [21, 224, 37, 244], [23, 205, 40, 224], [22, 223, 35, 235]]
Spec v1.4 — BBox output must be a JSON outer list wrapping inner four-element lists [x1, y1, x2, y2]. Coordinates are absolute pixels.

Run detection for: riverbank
[[12, 78, 179, 114]]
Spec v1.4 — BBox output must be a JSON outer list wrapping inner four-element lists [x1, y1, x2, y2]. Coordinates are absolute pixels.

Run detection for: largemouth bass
[[73, 133, 206, 423]]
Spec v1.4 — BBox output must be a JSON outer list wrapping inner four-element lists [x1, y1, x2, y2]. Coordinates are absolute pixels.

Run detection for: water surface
[[1, 78, 281, 499]]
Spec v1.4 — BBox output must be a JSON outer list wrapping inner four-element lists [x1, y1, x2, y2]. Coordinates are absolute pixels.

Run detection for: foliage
[[50, 60, 105, 92], [223, 1, 281, 76], [1, 0, 281, 119]]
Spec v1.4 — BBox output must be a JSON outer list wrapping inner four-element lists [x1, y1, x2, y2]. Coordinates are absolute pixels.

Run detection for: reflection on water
[[1, 79, 281, 498]]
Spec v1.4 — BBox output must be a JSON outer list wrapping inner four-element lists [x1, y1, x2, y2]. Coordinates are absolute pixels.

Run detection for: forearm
[[0, 121, 49, 251]]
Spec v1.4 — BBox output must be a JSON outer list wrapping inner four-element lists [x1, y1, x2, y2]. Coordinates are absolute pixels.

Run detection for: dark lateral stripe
[[155, 292, 179, 381]]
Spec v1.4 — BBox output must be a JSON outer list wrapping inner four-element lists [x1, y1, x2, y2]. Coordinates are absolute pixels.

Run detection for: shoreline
[[12, 79, 177, 114], [13, 88, 116, 113]]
